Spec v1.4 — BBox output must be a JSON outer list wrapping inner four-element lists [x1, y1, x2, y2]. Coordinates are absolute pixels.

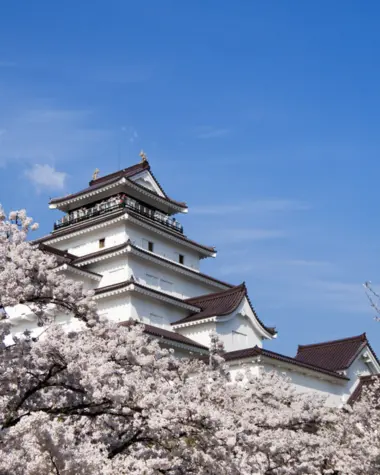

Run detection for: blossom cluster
[[0, 208, 379, 474]]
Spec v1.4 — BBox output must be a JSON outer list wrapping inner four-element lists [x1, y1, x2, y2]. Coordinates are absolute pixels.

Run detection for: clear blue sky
[[1, 1, 380, 356]]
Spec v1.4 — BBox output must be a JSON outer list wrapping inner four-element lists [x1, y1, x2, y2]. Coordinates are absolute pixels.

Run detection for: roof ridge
[[297, 333, 367, 351], [89, 161, 150, 186], [185, 283, 246, 304]]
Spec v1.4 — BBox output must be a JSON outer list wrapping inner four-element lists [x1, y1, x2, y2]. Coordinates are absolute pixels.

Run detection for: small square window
[[99, 238, 105, 249], [148, 241, 154, 252], [179, 254, 184, 264]]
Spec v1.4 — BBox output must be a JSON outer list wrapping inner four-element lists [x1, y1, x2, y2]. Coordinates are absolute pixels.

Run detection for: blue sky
[[1, 1, 380, 355]]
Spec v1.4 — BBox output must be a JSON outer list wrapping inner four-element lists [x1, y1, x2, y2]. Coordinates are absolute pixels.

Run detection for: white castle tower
[[7, 152, 380, 407], [27, 153, 276, 356]]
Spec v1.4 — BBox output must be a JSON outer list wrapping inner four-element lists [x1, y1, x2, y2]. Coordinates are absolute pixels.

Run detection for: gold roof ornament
[[139, 150, 148, 163], [92, 168, 100, 180]]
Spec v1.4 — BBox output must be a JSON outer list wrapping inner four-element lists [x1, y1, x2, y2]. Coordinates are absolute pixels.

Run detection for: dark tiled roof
[[223, 346, 349, 380], [49, 160, 187, 209], [89, 162, 149, 187], [74, 241, 231, 288], [182, 284, 247, 322], [120, 321, 208, 351], [61, 264, 102, 279], [347, 374, 380, 404], [39, 243, 76, 262], [172, 284, 276, 336], [73, 242, 129, 263], [295, 333, 376, 371]]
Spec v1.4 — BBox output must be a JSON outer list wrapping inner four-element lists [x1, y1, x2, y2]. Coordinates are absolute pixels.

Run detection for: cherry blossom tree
[[0, 207, 379, 474]]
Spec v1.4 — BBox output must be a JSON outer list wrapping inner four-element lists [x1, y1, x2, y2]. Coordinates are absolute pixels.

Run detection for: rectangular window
[[179, 254, 184, 265], [99, 238, 105, 249], [148, 241, 154, 252]]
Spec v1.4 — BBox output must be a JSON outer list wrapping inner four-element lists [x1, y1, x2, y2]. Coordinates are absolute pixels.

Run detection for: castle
[[8, 153, 379, 406]]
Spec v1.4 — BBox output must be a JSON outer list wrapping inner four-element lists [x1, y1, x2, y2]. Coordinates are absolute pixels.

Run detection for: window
[[179, 254, 184, 265], [99, 238, 105, 249], [142, 238, 154, 252]]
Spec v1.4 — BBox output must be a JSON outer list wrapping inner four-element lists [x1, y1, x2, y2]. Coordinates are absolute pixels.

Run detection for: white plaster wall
[[340, 349, 373, 403], [129, 293, 189, 328], [176, 322, 216, 349], [125, 220, 201, 270], [127, 254, 223, 299], [96, 294, 131, 323], [53, 222, 127, 256], [216, 313, 263, 352], [276, 366, 344, 407], [91, 255, 130, 288], [227, 360, 344, 407], [52, 217, 205, 272]]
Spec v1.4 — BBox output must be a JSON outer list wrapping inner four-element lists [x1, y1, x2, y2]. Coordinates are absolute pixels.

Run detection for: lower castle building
[[7, 155, 380, 407]]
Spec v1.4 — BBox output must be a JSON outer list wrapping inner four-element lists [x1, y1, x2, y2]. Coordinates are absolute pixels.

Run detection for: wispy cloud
[[0, 99, 111, 165], [196, 126, 230, 139], [25, 164, 67, 192], [192, 199, 309, 215]]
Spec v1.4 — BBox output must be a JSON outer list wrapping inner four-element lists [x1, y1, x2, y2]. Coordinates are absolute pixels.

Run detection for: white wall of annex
[[227, 361, 344, 407], [262, 363, 344, 407], [340, 349, 373, 403]]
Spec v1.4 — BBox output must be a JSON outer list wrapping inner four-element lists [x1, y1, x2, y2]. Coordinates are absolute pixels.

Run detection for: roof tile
[[295, 333, 369, 371], [120, 321, 208, 350], [172, 284, 276, 336]]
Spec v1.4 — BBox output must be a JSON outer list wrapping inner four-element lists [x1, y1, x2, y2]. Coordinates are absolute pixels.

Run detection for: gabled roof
[[295, 333, 379, 371], [171, 283, 276, 336], [120, 321, 208, 351], [183, 284, 247, 321], [49, 160, 187, 210], [223, 346, 349, 381]]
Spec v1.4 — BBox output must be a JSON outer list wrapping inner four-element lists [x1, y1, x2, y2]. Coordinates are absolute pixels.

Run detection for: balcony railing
[[54, 196, 184, 233]]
